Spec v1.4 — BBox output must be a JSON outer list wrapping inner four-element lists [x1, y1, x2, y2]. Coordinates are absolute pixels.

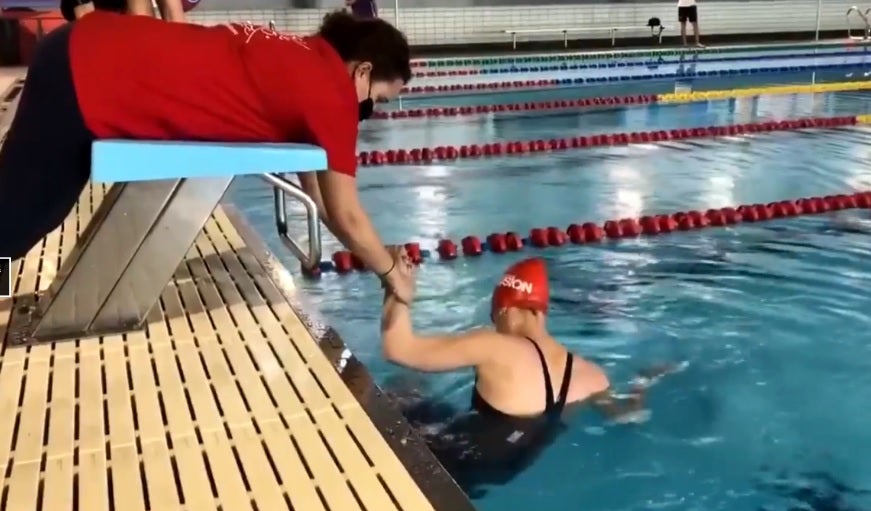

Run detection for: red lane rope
[[371, 93, 657, 121], [402, 77, 564, 95], [310, 192, 871, 276], [357, 115, 860, 166]]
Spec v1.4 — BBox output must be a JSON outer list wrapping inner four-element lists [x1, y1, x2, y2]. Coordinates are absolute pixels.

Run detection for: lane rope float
[[373, 93, 657, 120], [656, 81, 871, 102], [358, 115, 870, 166], [303, 192, 871, 277], [411, 50, 869, 78], [410, 41, 869, 68], [372, 81, 871, 121], [400, 61, 871, 95]]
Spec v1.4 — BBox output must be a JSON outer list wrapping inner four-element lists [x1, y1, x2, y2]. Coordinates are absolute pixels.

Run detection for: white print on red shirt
[[222, 23, 310, 49]]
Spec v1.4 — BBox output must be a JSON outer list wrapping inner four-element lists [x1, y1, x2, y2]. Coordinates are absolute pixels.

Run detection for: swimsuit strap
[[525, 337, 555, 412], [555, 353, 574, 410]]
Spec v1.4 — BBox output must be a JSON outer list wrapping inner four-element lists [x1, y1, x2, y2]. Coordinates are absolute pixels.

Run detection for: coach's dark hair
[[318, 10, 412, 83]]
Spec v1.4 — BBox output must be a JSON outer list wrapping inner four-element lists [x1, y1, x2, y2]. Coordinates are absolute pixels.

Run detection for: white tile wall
[[188, 1, 861, 46]]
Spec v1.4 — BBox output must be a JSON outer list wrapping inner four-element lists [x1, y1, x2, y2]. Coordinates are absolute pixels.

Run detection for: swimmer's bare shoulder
[[476, 331, 574, 384]]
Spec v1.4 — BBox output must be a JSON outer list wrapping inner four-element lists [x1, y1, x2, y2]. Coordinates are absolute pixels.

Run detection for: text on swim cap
[[499, 275, 533, 294]]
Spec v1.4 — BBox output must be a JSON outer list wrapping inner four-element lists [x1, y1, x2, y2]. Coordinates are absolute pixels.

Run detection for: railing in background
[[380, 0, 852, 44], [5, 1, 867, 63], [846, 5, 871, 38], [816, 0, 824, 38]]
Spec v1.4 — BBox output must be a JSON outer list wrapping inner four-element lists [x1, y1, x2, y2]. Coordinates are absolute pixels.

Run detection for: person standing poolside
[[381, 253, 676, 491], [677, 0, 703, 47], [346, 0, 377, 19], [0, 10, 416, 303]]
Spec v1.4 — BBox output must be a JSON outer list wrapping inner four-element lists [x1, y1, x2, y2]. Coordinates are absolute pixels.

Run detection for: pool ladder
[[846, 6, 871, 40]]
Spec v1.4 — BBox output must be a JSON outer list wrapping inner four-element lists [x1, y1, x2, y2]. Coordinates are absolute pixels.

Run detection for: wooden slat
[[0, 181, 438, 511]]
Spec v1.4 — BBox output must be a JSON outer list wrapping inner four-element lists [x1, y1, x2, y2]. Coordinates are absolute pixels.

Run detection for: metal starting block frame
[[7, 140, 327, 344]]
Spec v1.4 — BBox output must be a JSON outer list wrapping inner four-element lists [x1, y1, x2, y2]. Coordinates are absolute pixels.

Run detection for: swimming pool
[[230, 46, 871, 510], [400, 43, 871, 96]]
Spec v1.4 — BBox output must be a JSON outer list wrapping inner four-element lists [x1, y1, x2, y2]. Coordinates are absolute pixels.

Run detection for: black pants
[[0, 22, 94, 261], [678, 5, 698, 23]]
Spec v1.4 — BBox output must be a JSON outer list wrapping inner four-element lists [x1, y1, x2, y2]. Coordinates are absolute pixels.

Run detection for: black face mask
[[358, 97, 374, 121], [355, 63, 375, 122]]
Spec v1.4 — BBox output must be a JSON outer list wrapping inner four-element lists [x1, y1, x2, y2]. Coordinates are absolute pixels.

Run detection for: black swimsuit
[[400, 338, 574, 497], [471, 336, 574, 419]]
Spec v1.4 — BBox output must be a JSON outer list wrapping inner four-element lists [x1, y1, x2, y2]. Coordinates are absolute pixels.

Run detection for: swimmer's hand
[[382, 246, 416, 304]]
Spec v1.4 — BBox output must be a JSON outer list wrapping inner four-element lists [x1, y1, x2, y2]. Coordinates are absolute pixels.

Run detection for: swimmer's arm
[[582, 363, 646, 420], [591, 364, 681, 420], [588, 389, 645, 421], [304, 103, 395, 278], [381, 294, 494, 372]]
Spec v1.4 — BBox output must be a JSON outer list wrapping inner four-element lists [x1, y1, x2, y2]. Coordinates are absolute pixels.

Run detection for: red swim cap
[[491, 257, 549, 314]]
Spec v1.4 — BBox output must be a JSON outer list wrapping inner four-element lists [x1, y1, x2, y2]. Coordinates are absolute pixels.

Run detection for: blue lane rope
[[401, 61, 871, 96]]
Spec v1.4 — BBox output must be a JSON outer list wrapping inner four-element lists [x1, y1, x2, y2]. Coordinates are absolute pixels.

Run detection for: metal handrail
[[847, 6, 870, 39], [261, 173, 322, 270]]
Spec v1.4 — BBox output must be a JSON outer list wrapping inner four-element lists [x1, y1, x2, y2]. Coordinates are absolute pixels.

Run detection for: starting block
[[8, 140, 326, 343]]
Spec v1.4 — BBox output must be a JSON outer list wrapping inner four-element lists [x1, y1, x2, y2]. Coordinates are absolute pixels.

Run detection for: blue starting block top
[[91, 140, 328, 183]]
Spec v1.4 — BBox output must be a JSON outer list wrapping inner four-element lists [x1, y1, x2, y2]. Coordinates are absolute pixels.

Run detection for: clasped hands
[[381, 245, 416, 304]]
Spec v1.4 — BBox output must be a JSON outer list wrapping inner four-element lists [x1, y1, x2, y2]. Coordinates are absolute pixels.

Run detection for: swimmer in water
[[381, 251, 673, 492]]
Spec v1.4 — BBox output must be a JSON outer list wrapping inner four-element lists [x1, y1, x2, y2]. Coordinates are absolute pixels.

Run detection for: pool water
[[405, 48, 871, 103], [361, 89, 871, 150], [229, 51, 871, 510], [392, 67, 871, 110]]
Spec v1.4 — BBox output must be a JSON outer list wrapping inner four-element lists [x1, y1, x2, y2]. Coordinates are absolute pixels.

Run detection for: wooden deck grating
[[0, 182, 445, 511]]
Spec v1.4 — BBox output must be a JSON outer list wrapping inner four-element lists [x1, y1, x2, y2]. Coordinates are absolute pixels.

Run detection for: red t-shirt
[[69, 12, 360, 176]]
